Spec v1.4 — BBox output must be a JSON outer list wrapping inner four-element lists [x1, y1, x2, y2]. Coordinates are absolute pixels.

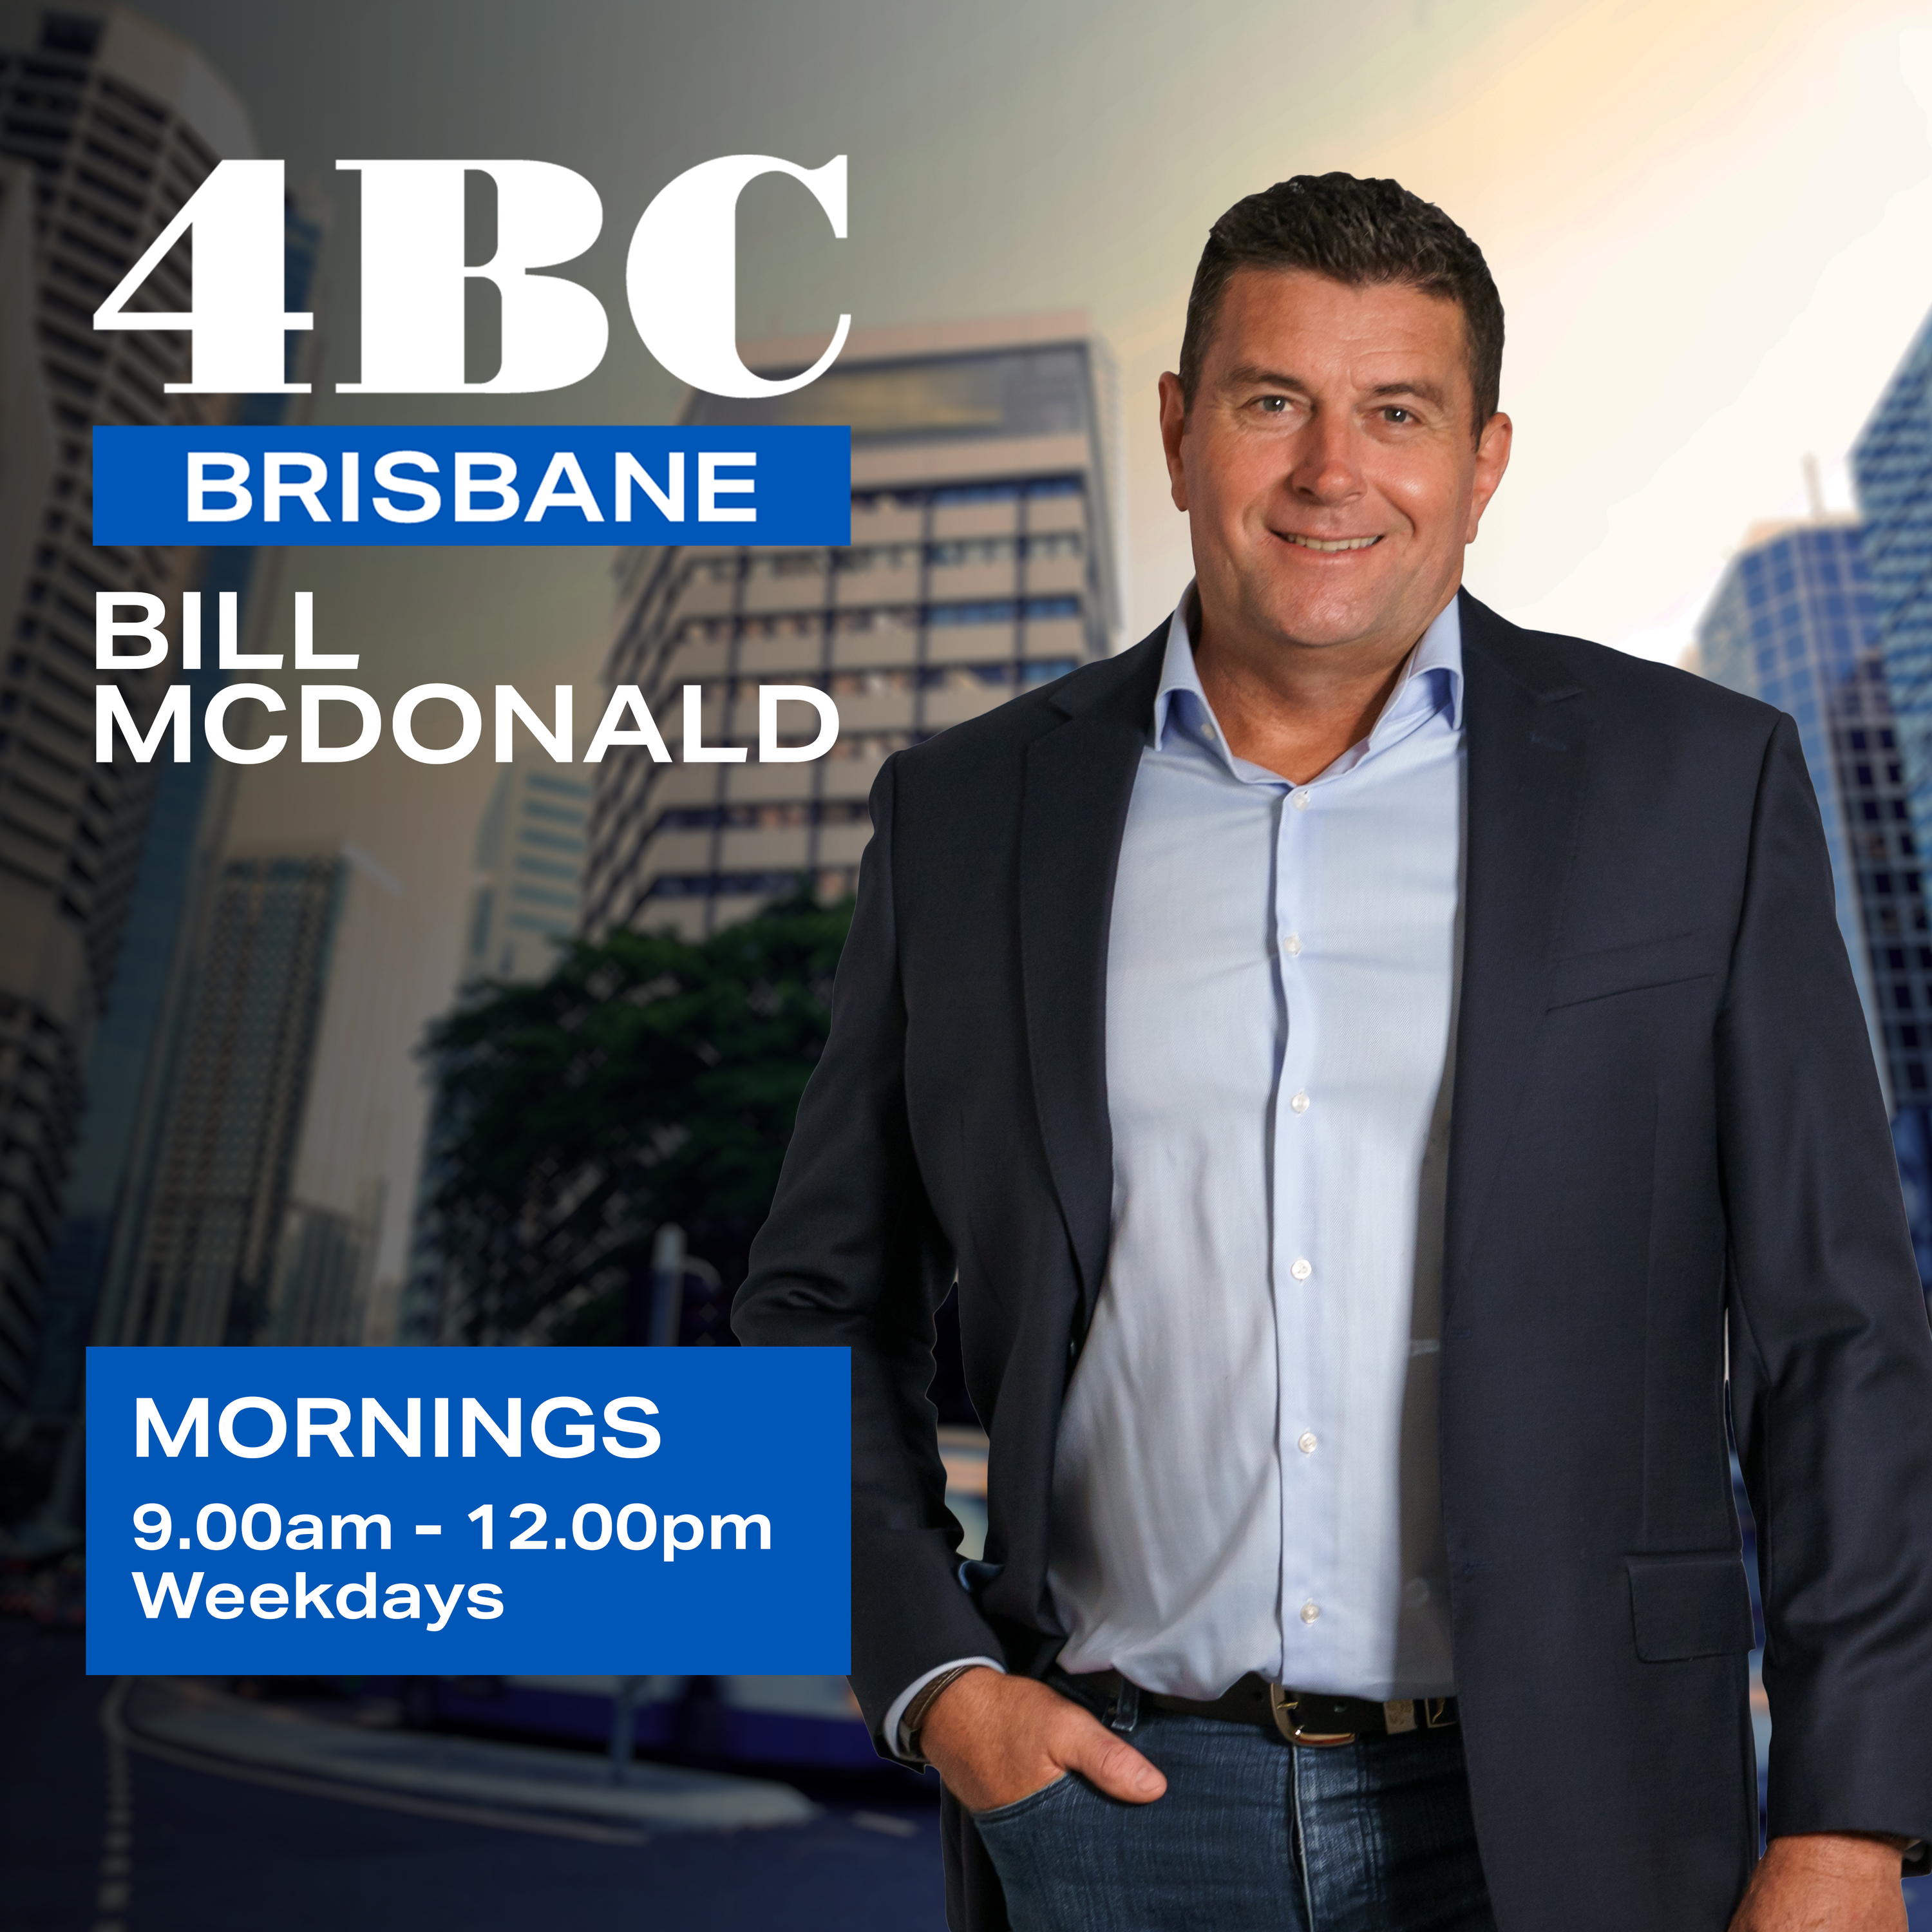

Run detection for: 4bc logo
[[94, 155, 850, 401]]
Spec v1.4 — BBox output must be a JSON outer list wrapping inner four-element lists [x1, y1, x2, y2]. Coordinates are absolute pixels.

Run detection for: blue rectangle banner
[[91, 426, 852, 547], [86, 1347, 850, 1675]]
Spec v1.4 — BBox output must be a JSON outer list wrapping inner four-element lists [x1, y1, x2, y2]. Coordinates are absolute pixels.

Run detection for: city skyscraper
[[0, 3, 254, 1423], [580, 312, 1124, 941], [1854, 305, 1932, 881], [462, 762, 594, 985], [1695, 515, 1929, 1110], [0, 158, 52, 631], [104, 848, 411, 1350], [21, 198, 321, 1520], [396, 762, 593, 1348]]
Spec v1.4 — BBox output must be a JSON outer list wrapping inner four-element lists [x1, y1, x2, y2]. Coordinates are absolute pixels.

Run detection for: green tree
[[422, 890, 853, 1344]]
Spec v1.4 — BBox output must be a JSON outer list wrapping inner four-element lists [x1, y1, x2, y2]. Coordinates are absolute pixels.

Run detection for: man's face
[[1160, 268, 1511, 658]]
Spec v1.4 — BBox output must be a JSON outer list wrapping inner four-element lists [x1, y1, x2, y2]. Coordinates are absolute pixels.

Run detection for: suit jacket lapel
[[1019, 627, 1167, 1327], [1446, 590, 1591, 1287]]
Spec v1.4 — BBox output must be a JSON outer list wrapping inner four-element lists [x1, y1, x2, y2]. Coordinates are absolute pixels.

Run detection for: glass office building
[[1853, 309, 1932, 873], [1697, 516, 1929, 1109], [462, 764, 594, 986], [581, 313, 1124, 940], [108, 849, 410, 1350], [397, 766, 594, 1347]]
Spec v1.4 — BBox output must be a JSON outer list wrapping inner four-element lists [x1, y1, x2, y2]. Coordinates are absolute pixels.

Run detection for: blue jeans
[[972, 1677, 1497, 1932]]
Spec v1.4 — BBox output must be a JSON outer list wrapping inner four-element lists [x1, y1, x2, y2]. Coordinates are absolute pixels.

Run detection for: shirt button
[[1202, 721, 1218, 742], [1300, 1601, 1321, 1625], [1291, 789, 1312, 811], [1282, 934, 1302, 956], [1297, 1431, 1318, 1454], [1289, 1091, 1310, 1113], [1290, 1258, 1312, 1282]]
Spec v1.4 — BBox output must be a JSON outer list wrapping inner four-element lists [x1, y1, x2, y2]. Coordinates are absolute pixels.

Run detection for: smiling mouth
[[1279, 533, 1383, 553]]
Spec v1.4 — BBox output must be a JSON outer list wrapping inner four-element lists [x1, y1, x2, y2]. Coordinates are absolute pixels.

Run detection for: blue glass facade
[[1696, 520, 1932, 1107], [1853, 312, 1932, 869]]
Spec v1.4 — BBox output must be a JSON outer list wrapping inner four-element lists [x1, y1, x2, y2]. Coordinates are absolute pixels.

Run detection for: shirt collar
[[1151, 583, 1465, 764]]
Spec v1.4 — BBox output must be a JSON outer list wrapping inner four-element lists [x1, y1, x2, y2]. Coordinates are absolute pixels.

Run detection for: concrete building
[[108, 848, 410, 1350], [0, 4, 254, 1421], [581, 313, 1124, 940], [462, 762, 594, 985], [0, 158, 53, 643], [1696, 515, 1926, 1108], [22, 196, 319, 1522]]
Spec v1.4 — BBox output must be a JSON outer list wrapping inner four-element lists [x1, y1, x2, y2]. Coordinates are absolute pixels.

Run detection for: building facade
[[108, 848, 410, 1350], [21, 198, 319, 1520], [581, 313, 1124, 940], [0, 158, 53, 643], [0, 3, 254, 1423], [1854, 307, 1932, 878], [1696, 515, 1930, 1108], [462, 762, 594, 985], [396, 763, 594, 1347]]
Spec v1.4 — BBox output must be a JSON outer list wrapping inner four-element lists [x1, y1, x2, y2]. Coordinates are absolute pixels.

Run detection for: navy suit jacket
[[735, 589, 1932, 1931]]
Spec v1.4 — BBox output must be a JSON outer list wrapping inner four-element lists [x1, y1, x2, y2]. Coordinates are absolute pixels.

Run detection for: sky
[[120, 0, 1932, 1279]]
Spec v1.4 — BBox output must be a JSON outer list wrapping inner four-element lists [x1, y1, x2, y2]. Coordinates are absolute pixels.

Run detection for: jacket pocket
[[1627, 1551, 1756, 1662], [1548, 931, 1713, 1010]]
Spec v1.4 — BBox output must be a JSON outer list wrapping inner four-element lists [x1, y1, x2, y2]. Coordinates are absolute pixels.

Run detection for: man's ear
[[1465, 411, 1513, 543], [1157, 371, 1190, 513]]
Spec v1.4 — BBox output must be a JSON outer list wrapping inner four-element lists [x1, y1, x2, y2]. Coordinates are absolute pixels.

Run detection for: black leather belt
[[1079, 1669, 1458, 1747]]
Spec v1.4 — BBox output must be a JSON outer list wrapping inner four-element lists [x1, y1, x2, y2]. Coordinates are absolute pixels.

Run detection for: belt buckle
[[1267, 1683, 1355, 1748]]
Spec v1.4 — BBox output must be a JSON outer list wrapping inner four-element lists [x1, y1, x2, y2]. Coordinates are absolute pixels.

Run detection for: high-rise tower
[[1696, 516, 1927, 1108], [581, 314, 1124, 941], [0, 3, 255, 1421], [1854, 308, 1932, 877], [462, 763, 594, 986], [111, 847, 410, 1350]]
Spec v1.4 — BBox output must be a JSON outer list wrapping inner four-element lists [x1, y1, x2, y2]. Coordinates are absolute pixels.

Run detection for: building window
[[1019, 659, 1080, 686], [933, 482, 1019, 506], [826, 730, 915, 761], [645, 869, 812, 901], [930, 600, 1016, 627], [831, 668, 914, 696]]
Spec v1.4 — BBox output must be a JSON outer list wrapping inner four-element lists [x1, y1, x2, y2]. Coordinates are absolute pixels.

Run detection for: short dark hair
[[1179, 173, 1504, 436]]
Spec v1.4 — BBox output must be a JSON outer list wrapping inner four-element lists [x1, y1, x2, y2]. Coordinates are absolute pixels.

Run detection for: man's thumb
[[1065, 1724, 1167, 1804]]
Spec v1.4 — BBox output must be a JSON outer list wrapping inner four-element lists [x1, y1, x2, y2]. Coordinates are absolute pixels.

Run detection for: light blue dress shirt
[[1046, 587, 1464, 1703], [885, 589, 1467, 1757]]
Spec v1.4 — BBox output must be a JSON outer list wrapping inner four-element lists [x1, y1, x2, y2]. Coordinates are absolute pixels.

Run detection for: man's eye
[[1255, 396, 1289, 414], [1382, 406, 1413, 424]]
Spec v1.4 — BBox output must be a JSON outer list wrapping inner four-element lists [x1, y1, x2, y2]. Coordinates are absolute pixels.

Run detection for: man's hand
[[1728, 1833, 1908, 1931], [918, 1667, 1168, 1814]]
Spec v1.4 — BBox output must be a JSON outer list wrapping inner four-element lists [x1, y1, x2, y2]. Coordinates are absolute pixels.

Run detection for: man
[[735, 175, 1932, 1931]]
